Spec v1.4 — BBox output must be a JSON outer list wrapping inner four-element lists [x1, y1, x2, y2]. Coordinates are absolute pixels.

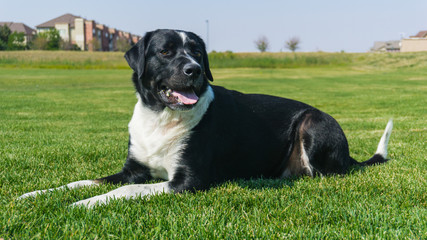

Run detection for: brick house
[[36, 13, 141, 51]]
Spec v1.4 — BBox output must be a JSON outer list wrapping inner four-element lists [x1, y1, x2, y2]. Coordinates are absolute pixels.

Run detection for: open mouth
[[159, 86, 199, 107]]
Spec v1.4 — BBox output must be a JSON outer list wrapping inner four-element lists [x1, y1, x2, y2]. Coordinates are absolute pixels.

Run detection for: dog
[[19, 29, 393, 207]]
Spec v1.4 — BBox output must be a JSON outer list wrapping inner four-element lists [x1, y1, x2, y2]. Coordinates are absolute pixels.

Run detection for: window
[[59, 29, 66, 38]]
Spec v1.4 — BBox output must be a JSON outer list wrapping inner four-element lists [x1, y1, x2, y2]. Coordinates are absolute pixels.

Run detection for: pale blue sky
[[1, 0, 427, 52]]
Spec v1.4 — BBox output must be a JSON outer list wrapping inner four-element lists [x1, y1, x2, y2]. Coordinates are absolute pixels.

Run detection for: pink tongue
[[171, 89, 199, 105]]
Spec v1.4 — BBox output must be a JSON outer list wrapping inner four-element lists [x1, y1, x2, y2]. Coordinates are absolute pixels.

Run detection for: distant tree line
[[0, 24, 80, 51], [0, 24, 133, 51], [2, 23, 300, 53], [254, 35, 301, 53]]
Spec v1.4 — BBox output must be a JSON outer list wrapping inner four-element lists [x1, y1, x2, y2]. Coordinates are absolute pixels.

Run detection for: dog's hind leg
[[281, 111, 317, 178], [282, 109, 355, 177]]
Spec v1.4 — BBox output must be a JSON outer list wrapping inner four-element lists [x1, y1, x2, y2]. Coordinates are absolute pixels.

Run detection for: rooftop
[[411, 30, 427, 38], [0, 22, 36, 35], [36, 13, 81, 28]]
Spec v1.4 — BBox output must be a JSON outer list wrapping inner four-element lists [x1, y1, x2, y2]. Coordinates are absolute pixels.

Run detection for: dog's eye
[[160, 50, 170, 56], [193, 51, 202, 57]]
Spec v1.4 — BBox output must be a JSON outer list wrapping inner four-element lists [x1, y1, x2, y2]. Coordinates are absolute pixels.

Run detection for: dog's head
[[125, 29, 213, 111]]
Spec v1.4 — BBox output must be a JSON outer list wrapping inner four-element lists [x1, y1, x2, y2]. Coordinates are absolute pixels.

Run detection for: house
[[0, 22, 36, 45], [401, 30, 427, 52], [371, 40, 401, 52], [36, 13, 141, 51]]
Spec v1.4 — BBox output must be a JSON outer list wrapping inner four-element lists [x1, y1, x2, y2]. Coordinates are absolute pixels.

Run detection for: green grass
[[0, 52, 426, 239]]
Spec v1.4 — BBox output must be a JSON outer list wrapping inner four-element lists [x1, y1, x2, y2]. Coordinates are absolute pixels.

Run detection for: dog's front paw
[[70, 195, 108, 208], [17, 190, 47, 200]]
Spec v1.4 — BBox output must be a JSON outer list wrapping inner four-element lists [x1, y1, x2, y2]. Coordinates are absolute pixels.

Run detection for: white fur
[[72, 182, 170, 208], [178, 31, 187, 45], [18, 180, 97, 199], [279, 141, 313, 178], [128, 86, 214, 180], [300, 141, 313, 177], [177, 31, 199, 65], [375, 119, 393, 158]]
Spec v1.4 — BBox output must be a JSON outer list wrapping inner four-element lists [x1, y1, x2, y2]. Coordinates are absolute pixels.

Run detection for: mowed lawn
[[0, 52, 426, 239]]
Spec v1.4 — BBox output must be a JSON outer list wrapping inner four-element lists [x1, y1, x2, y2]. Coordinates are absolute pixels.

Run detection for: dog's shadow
[[220, 164, 370, 191], [221, 177, 296, 191]]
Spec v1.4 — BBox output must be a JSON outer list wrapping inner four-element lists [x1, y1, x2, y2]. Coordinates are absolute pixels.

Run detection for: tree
[[285, 37, 301, 52], [7, 32, 26, 50], [46, 29, 61, 50], [59, 39, 81, 51], [115, 37, 131, 52], [0, 25, 27, 50], [60, 40, 81, 51], [0, 24, 12, 50], [30, 29, 61, 50], [254, 35, 269, 52], [88, 39, 101, 51], [30, 35, 48, 50]]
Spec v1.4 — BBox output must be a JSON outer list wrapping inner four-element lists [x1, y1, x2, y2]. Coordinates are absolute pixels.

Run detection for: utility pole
[[205, 20, 209, 52]]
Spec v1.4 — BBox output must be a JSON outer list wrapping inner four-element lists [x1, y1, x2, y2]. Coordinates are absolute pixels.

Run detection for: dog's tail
[[352, 119, 393, 166]]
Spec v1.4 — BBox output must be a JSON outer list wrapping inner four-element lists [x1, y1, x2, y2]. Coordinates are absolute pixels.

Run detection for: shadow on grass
[[225, 177, 296, 190], [218, 163, 376, 191]]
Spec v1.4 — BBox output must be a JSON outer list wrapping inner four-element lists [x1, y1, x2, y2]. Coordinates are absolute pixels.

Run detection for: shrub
[[60, 40, 81, 51], [7, 32, 26, 50], [115, 38, 132, 52], [30, 36, 48, 50], [0, 24, 11, 50], [30, 29, 61, 50]]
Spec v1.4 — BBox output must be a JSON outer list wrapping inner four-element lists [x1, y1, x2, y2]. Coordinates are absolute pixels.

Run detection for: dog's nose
[[183, 63, 202, 78]]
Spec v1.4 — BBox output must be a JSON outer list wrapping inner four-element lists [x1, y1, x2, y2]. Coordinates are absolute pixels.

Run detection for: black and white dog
[[19, 29, 393, 207]]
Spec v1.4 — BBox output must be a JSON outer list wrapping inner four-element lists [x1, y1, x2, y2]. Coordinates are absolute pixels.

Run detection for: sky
[[1, 0, 427, 52]]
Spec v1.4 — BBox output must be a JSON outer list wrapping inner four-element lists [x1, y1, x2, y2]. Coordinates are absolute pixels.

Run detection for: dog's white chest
[[128, 102, 188, 180], [128, 87, 214, 180]]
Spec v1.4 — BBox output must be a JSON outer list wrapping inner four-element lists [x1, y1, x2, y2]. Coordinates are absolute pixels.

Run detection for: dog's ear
[[124, 32, 151, 80], [194, 34, 213, 82], [203, 47, 214, 82]]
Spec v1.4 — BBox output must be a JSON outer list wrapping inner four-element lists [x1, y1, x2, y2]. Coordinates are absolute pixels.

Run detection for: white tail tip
[[375, 119, 393, 159]]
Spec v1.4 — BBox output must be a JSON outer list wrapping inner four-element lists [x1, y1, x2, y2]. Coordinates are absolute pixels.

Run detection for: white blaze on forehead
[[178, 31, 188, 45], [176, 31, 199, 65]]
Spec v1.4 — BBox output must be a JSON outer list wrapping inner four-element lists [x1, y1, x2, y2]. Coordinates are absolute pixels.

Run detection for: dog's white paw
[[70, 195, 108, 208], [17, 180, 98, 201], [17, 190, 48, 200]]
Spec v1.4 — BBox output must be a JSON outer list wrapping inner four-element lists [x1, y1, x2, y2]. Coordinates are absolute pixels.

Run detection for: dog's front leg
[[71, 181, 171, 208], [71, 170, 206, 208], [18, 180, 99, 199], [18, 156, 153, 200]]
